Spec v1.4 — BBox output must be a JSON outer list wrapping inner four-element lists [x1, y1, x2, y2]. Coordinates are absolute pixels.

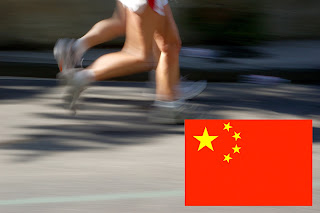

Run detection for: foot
[[148, 100, 198, 124], [178, 80, 207, 100], [63, 70, 91, 114], [144, 77, 207, 100], [57, 68, 81, 86], [54, 38, 83, 85], [54, 38, 82, 71]]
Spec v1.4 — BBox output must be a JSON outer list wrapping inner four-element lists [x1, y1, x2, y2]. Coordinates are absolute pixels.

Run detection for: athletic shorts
[[118, 0, 168, 16]]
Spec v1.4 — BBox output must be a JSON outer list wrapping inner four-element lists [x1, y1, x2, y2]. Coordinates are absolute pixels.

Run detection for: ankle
[[73, 38, 89, 58], [73, 69, 96, 85]]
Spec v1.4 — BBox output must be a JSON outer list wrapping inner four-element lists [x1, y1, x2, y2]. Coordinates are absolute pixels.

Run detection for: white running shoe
[[56, 68, 81, 86], [148, 100, 198, 124], [53, 38, 81, 71], [144, 79, 207, 100], [63, 70, 90, 114], [54, 38, 83, 85], [178, 80, 207, 100]]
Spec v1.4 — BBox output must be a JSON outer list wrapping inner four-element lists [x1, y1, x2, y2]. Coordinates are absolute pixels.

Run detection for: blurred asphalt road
[[0, 77, 319, 212]]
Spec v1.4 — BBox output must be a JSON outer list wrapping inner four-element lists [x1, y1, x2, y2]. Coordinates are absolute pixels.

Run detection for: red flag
[[185, 120, 312, 206]]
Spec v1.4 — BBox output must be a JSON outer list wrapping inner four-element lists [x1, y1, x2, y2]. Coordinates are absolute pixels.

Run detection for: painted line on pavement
[[0, 190, 184, 206]]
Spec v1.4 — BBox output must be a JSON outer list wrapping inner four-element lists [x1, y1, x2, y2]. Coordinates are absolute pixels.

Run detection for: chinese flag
[[185, 120, 312, 206]]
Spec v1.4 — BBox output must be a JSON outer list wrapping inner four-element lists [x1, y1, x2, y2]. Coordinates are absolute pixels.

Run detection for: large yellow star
[[232, 144, 241, 154], [232, 132, 241, 141], [223, 153, 232, 163], [223, 122, 233, 132], [193, 127, 218, 151]]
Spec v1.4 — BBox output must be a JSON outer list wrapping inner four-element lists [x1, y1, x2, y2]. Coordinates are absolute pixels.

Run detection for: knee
[[123, 51, 154, 71], [121, 48, 155, 71], [159, 39, 182, 55], [137, 53, 154, 71], [110, 18, 126, 36]]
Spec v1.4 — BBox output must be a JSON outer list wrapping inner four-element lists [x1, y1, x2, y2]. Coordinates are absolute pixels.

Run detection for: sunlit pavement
[[0, 77, 319, 212]]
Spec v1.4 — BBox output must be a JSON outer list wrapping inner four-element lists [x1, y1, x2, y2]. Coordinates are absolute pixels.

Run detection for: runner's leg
[[79, 1, 126, 49], [154, 4, 181, 101], [85, 5, 160, 81]]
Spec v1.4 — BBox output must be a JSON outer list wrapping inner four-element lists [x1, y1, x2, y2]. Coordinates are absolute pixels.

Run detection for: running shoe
[[63, 69, 90, 114], [54, 38, 83, 85], [178, 80, 207, 100], [144, 72, 207, 100], [148, 100, 198, 124]]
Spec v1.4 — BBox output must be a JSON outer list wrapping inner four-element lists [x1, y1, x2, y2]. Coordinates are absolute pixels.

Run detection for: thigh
[[113, 0, 126, 26], [154, 4, 181, 52], [123, 4, 162, 57]]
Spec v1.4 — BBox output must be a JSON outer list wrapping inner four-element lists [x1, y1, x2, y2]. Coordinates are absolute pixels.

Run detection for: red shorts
[[118, 0, 168, 16]]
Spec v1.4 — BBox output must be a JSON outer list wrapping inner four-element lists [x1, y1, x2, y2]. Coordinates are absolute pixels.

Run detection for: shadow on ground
[[0, 78, 56, 101], [0, 81, 319, 162], [0, 87, 185, 161]]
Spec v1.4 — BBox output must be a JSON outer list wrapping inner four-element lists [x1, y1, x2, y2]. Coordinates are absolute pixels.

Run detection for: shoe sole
[[142, 80, 207, 100]]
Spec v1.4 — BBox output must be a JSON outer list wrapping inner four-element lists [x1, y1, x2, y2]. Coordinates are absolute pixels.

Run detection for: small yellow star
[[223, 122, 233, 132], [193, 127, 218, 151], [232, 132, 241, 141], [232, 144, 241, 154], [223, 153, 232, 163]]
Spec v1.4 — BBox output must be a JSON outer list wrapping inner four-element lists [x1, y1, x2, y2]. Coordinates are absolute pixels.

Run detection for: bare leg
[[79, 1, 126, 48], [154, 5, 181, 101], [53, 1, 127, 73], [87, 5, 160, 81], [72, 2, 180, 101]]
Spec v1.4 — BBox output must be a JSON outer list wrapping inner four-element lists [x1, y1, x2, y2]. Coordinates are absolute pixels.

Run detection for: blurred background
[[1, 0, 320, 48]]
